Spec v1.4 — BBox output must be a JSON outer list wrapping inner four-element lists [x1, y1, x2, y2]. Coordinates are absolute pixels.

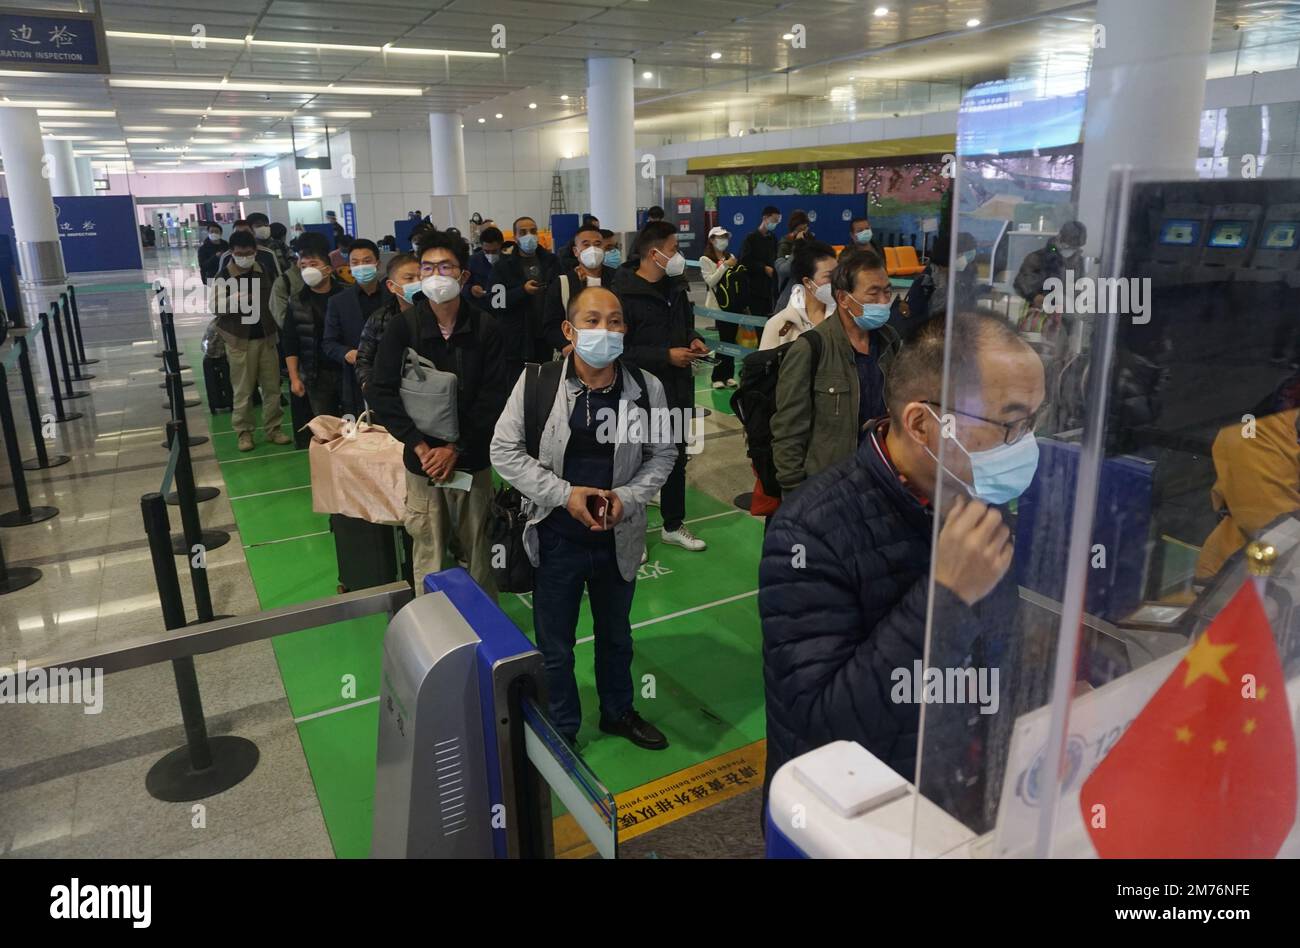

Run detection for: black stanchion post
[[17, 335, 69, 470], [0, 526, 41, 593], [140, 491, 258, 802], [161, 361, 207, 449], [49, 301, 89, 401], [0, 362, 58, 527], [58, 297, 93, 381], [158, 312, 194, 390], [166, 418, 227, 555], [37, 312, 81, 423], [64, 286, 97, 365]]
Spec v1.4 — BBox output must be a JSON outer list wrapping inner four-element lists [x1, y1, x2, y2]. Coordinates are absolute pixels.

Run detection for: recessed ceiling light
[[966, 18, 980, 27], [560, 94, 569, 101], [477, 117, 486, 123], [874, 6, 889, 16], [710, 51, 721, 60], [642, 71, 653, 79], [782, 33, 794, 40], [848, 75, 856, 80], [495, 112, 503, 119], [528, 102, 537, 109]]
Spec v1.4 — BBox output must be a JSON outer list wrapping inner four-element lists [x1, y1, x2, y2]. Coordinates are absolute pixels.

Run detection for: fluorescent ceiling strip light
[[39, 109, 116, 117], [123, 126, 174, 131], [1, 100, 78, 108], [106, 30, 498, 59], [382, 45, 497, 58], [111, 77, 422, 96], [160, 109, 291, 117]]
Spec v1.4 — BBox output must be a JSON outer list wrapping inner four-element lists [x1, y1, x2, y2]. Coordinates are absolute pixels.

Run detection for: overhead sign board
[[0, 8, 110, 74]]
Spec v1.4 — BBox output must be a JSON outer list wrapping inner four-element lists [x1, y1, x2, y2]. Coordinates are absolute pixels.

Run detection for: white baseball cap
[[708, 226, 731, 239]]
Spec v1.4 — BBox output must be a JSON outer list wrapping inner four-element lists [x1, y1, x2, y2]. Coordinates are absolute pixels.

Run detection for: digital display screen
[[1158, 220, 1200, 246], [1207, 221, 1250, 249], [1263, 222, 1300, 251]]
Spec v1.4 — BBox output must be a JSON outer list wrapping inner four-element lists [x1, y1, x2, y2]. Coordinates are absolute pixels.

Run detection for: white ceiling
[[0, 0, 1297, 171]]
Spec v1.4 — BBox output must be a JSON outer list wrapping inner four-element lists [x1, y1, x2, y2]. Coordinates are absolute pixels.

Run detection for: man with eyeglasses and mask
[[368, 229, 508, 599], [489, 215, 559, 379], [760, 312, 1043, 828], [770, 249, 902, 497]]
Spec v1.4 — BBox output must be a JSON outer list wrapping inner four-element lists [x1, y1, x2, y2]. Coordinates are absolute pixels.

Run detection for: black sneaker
[[599, 710, 668, 750]]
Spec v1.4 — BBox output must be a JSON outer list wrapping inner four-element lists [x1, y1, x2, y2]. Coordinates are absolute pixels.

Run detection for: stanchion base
[[160, 436, 208, 449], [733, 492, 754, 511], [54, 411, 83, 423], [166, 486, 219, 505], [698, 408, 713, 418], [159, 380, 195, 389], [153, 351, 166, 359], [0, 506, 59, 527], [187, 614, 235, 625], [159, 364, 191, 372], [22, 455, 70, 470], [62, 391, 91, 400], [67, 373, 95, 382], [145, 735, 260, 802], [161, 400, 202, 410], [77, 358, 100, 365], [171, 529, 230, 555], [0, 566, 41, 594]]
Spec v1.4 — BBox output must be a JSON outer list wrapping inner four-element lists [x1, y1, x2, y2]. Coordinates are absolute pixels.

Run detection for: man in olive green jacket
[[771, 250, 902, 495]]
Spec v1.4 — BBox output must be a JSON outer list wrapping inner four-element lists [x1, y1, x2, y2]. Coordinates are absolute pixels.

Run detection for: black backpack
[[488, 360, 653, 593], [729, 331, 823, 498], [715, 262, 750, 313]]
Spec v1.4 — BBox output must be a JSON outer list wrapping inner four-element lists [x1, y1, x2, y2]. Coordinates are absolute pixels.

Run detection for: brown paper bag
[[306, 412, 406, 525]]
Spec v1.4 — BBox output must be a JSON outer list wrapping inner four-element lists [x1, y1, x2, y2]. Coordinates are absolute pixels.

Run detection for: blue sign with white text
[[343, 202, 357, 238], [0, 195, 142, 273], [0, 9, 109, 73]]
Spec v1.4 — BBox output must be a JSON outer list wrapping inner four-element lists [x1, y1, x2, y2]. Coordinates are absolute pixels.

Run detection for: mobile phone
[[697, 351, 720, 365], [586, 493, 608, 528]]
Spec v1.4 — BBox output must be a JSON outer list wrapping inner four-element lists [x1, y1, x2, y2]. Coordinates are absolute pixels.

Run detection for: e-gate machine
[[371, 569, 618, 859]]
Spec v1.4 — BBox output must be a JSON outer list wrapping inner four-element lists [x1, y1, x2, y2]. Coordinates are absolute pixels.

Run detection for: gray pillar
[[42, 137, 80, 196], [75, 156, 94, 195]]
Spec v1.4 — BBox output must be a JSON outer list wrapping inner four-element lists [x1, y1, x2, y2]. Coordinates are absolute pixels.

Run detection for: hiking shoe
[[237, 431, 254, 452], [266, 429, 292, 445], [661, 525, 706, 551], [599, 710, 668, 750]]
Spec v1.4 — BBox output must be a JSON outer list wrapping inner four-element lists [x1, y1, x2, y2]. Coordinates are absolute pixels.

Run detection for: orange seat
[[883, 246, 901, 275], [892, 245, 927, 276]]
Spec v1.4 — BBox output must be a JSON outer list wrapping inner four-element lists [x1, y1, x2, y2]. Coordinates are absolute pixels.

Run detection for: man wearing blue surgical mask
[[771, 249, 902, 496], [844, 216, 883, 260], [323, 238, 390, 418], [491, 286, 677, 751], [355, 253, 420, 398], [760, 313, 1041, 828], [488, 215, 559, 379]]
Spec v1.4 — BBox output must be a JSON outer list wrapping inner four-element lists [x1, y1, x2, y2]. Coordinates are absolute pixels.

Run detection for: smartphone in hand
[[586, 493, 609, 528]]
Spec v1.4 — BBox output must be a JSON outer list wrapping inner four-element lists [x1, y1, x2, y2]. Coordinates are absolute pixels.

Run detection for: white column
[[586, 57, 636, 233], [42, 137, 80, 196], [0, 107, 66, 308], [428, 112, 469, 234], [75, 156, 94, 195], [1076, 0, 1216, 254]]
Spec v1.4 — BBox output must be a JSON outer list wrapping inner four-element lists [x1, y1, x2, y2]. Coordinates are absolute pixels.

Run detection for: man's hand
[[345, 349, 358, 365], [669, 347, 699, 368], [689, 338, 709, 355], [289, 376, 305, 397], [566, 486, 607, 530], [605, 491, 624, 527], [471, 284, 486, 297], [524, 279, 542, 295], [933, 496, 1013, 606], [764, 265, 775, 277], [417, 444, 457, 480]]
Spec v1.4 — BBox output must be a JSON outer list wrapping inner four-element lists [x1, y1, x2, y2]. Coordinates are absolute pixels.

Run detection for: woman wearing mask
[[760, 240, 837, 350], [700, 226, 739, 389]]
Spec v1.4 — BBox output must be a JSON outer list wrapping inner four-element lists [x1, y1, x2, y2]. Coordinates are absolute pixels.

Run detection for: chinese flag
[[1080, 581, 1297, 858]]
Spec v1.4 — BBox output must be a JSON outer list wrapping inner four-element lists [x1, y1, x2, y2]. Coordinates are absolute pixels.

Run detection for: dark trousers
[[661, 443, 688, 533], [712, 320, 738, 382], [532, 527, 636, 741], [307, 366, 341, 418]]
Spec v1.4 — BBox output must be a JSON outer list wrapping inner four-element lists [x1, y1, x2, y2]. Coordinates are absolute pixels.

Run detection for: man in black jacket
[[198, 224, 227, 284], [488, 215, 558, 380], [282, 232, 347, 417], [542, 221, 621, 357], [760, 313, 1045, 831], [740, 205, 781, 316], [322, 238, 390, 418], [368, 229, 508, 600], [617, 221, 710, 552]]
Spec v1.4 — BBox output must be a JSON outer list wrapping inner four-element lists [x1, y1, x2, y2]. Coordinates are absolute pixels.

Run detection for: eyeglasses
[[922, 400, 1046, 445], [419, 261, 461, 276]]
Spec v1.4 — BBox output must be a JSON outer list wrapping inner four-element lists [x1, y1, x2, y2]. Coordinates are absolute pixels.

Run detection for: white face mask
[[421, 274, 461, 304], [811, 281, 835, 308], [254, 226, 271, 240], [714, 238, 730, 252], [656, 248, 685, 277], [301, 266, 325, 288], [484, 252, 500, 264], [232, 254, 255, 269], [578, 245, 605, 270]]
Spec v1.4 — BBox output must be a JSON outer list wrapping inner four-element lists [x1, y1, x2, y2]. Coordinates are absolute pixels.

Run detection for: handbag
[[488, 484, 534, 593], [399, 308, 461, 442]]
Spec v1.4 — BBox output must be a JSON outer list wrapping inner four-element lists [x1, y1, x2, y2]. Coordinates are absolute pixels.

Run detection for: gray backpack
[[399, 307, 461, 443]]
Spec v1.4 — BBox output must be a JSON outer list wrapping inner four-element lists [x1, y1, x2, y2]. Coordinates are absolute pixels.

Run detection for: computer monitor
[[1262, 221, 1300, 251], [1158, 219, 1200, 246], [1206, 220, 1251, 250]]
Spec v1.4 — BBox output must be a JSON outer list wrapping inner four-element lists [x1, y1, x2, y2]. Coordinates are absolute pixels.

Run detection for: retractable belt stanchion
[[165, 413, 227, 555], [156, 299, 199, 410], [164, 362, 218, 505], [141, 490, 257, 802], [57, 296, 93, 382], [63, 285, 97, 365], [17, 330, 69, 470], [37, 311, 81, 424], [49, 299, 89, 401], [161, 356, 207, 450], [0, 358, 58, 527], [152, 283, 168, 359], [0, 521, 40, 593], [158, 307, 194, 391]]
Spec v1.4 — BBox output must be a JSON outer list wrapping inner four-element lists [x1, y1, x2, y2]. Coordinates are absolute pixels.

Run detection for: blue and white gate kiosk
[[371, 569, 618, 858]]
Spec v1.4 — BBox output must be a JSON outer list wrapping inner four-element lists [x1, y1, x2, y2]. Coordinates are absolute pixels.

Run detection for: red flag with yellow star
[[1080, 581, 1297, 857]]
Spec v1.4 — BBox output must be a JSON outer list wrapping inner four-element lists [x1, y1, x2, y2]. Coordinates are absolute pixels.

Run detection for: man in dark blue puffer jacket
[[760, 313, 1045, 831]]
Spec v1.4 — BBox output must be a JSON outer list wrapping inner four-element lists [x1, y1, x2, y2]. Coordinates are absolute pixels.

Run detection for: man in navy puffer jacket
[[760, 313, 1045, 831]]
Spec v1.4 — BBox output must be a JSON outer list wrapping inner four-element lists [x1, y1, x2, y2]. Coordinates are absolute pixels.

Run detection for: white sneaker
[[711, 380, 726, 390], [661, 525, 707, 551], [726, 378, 738, 388]]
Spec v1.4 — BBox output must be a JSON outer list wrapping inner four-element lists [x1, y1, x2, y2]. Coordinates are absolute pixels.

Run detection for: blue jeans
[[532, 525, 636, 740]]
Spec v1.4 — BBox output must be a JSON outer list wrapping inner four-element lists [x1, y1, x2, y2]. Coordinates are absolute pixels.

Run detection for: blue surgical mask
[[396, 281, 421, 304], [604, 249, 622, 268], [954, 252, 975, 272], [351, 264, 378, 284], [572, 328, 623, 368], [517, 234, 538, 254], [848, 294, 891, 330], [924, 405, 1040, 505], [854, 228, 873, 245]]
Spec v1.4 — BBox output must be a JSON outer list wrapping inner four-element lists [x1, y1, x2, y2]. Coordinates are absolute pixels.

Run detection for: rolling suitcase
[[203, 355, 233, 414], [329, 514, 400, 593]]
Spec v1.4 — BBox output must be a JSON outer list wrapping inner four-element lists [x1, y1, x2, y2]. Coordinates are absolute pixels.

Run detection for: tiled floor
[[0, 254, 331, 858]]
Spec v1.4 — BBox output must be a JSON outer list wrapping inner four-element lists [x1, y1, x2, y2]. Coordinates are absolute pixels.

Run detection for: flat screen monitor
[[1262, 221, 1300, 251], [1157, 219, 1200, 246], [1206, 220, 1250, 249]]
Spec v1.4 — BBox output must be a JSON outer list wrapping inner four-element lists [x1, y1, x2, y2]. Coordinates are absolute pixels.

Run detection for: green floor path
[[188, 345, 769, 857]]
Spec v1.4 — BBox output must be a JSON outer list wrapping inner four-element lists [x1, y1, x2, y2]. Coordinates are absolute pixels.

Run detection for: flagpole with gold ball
[[1245, 539, 1278, 600]]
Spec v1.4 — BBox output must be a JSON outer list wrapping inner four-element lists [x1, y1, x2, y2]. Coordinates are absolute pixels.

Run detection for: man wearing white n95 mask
[[491, 286, 676, 750], [543, 222, 621, 357]]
